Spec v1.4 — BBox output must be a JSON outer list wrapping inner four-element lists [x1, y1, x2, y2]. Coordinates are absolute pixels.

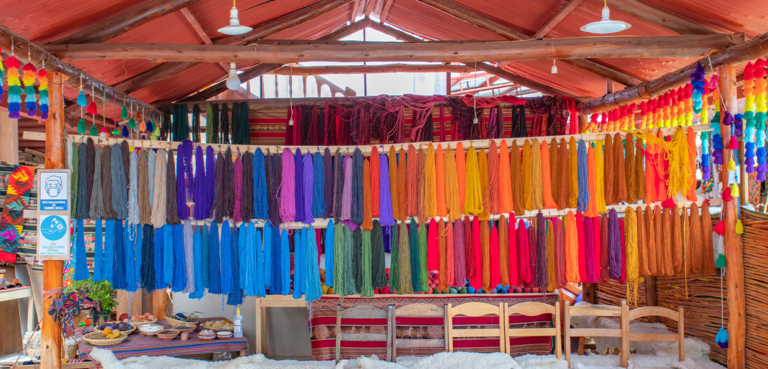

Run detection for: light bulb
[[473, 116, 479, 125], [226, 63, 240, 91], [288, 117, 294, 126], [218, 6, 253, 35], [551, 60, 558, 74]]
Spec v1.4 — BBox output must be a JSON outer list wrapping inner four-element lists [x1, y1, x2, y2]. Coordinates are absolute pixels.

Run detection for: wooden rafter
[[47, 0, 206, 45], [322, 17, 374, 40], [270, 63, 473, 75], [364, 0, 376, 17], [379, 0, 395, 24], [532, 0, 585, 38], [609, 0, 718, 35], [0, 26, 154, 112], [175, 17, 372, 102], [48, 34, 741, 64], [417, 0, 645, 86], [586, 30, 768, 112], [179, 7, 229, 72], [452, 81, 517, 95], [106, 0, 354, 97], [351, 0, 364, 23]]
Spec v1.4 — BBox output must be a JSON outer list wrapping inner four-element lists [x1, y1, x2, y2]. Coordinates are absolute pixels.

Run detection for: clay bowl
[[155, 329, 180, 341]]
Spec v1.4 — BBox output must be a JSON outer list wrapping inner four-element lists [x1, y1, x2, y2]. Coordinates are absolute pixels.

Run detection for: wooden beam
[[566, 59, 643, 87], [178, 63, 283, 102], [106, 0, 353, 98], [586, 30, 762, 112], [48, 34, 739, 63], [720, 64, 745, 369], [367, 20, 424, 42], [532, 0, 585, 38], [469, 62, 588, 101], [417, 0, 644, 86], [269, 63, 473, 75], [451, 81, 518, 95], [40, 72, 66, 369], [179, 7, 229, 72], [379, 0, 395, 24], [364, 0, 376, 18], [609, 0, 718, 35], [350, 0, 363, 23], [217, 0, 355, 46], [0, 26, 155, 113], [47, 0, 205, 45]]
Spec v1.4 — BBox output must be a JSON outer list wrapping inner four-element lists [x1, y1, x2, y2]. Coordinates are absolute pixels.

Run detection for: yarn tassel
[[227, 225, 243, 306], [453, 220, 466, 287], [517, 219, 532, 284], [464, 146, 484, 215], [171, 224, 187, 292], [546, 219, 556, 292], [220, 221, 233, 295], [371, 147, 380, 218], [208, 222, 221, 294], [344, 226, 358, 295], [410, 220, 422, 292], [531, 140, 544, 210], [153, 226, 164, 290], [254, 149, 269, 220], [352, 149, 365, 225], [360, 230, 374, 297], [303, 153, 314, 224], [379, 154, 395, 226], [511, 142, 524, 214], [456, 143, 466, 212], [565, 212, 580, 283], [280, 149, 296, 222], [74, 220, 90, 280], [521, 140, 534, 211], [397, 223, 414, 294], [362, 159, 373, 230]]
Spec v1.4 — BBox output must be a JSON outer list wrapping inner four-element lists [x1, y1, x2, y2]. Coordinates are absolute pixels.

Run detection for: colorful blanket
[[308, 294, 557, 361], [0, 165, 36, 265]]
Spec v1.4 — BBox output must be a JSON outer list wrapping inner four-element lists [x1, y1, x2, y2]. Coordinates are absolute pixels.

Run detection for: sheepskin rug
[[90, 349, 725, 369]]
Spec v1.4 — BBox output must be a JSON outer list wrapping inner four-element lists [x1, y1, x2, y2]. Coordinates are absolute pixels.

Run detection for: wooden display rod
[[269, 63, 475, 75], [47, 34, 741, 64], [59, 123, 712, 156]]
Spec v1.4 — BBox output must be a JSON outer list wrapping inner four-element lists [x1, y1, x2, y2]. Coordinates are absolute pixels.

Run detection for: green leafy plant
[[66, 278, 118, 312]]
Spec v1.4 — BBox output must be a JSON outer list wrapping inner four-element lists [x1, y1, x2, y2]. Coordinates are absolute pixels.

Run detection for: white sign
[[37, 214, 70, 259], [39, 171, 69, 212]]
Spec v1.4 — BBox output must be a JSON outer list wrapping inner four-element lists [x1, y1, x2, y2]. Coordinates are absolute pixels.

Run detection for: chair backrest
[[446, 302, 506, 354], [565, 300, 627, 368], [624, 305, 685, 362], [389, 303, 447, 360], [505, 301, 562, 359], [335, 305, 391, 362]]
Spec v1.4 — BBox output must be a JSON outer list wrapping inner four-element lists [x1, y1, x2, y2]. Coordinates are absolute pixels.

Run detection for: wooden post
[[254, 297, 262, 354], [41, 72, 66, 369], [645, 277, 658, 323], [719, 64, 745, 369]]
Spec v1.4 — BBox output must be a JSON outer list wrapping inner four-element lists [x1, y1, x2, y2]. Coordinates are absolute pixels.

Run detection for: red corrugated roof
[[7, 0, 763, 106]]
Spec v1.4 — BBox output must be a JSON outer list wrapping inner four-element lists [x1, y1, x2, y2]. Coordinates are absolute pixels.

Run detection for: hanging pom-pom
[[87, 101, 98, 115], [77, 91, 87, 107], [716, 328, 729, 349], [147, 121, 154, 132], [5, 56, 21, 119], [721, 188, 733, 201], [128, 117, 136, 130], [21, 63, 37, 117], [727, 157, 736, 171], [77, 118, 87, 134], [100, 127, 108, 138], [37, 67, 48, 120], [121, 105, 128, 119], [661, 197, 676, 209], [731, 183, 740, 198], [727, 138, 739, 150], [714, 220, 725, 235], [89, 125, 98, 137], [734, 113, 744, 137], [715, 254, 726, 269], [139, 121, 146, 132], [121, 125, 129, 138], [736, 219, 744, 235]]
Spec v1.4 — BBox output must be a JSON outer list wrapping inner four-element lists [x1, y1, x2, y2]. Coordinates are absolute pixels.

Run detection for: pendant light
[[226, 63, 241, 90], [551, 60, 558, 74], [218, 0, 252, 36], [580, 0, 631, 34]]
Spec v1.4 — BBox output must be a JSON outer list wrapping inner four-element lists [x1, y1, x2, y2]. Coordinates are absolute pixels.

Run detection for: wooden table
[[76, 318, 248, 360]]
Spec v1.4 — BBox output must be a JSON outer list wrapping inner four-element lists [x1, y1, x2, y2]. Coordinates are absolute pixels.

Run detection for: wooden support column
[[41, 72, 66, 369], [719, 64, 745, 369], [645, 277, 658, 323]]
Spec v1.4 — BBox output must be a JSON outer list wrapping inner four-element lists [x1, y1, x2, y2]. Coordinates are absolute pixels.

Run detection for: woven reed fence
[[742, 209, 768, 368]]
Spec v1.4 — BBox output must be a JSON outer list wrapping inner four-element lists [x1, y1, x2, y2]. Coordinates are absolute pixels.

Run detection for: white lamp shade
[[581, 6, 631, 34], [218, 6, 252, 35]]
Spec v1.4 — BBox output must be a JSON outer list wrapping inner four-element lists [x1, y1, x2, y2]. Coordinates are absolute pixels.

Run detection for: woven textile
[[0, 165, 36, 265]]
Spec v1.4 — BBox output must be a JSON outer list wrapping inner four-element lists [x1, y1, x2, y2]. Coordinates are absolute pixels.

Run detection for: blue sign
[[40, 215, 67, 241], [40, 171, 69, 212]]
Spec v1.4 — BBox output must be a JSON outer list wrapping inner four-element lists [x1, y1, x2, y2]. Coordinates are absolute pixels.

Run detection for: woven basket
[[102, 321, 137, 335], [83, 331, 128, 346], [129, 317, 157, 328], [165, 315, 198, 329], [202, 320, 235, 332]]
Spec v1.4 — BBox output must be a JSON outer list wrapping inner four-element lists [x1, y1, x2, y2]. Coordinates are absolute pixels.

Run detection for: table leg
[[255, 298, 262, 355], [261, 306, 267, 355], [27, 295, 35, 332]]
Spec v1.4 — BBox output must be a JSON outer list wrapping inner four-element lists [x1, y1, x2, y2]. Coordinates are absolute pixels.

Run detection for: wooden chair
[[388, 303, 448, 361], [504, 301, 562, 359], [335, 304, 392, 363], [565, 300, 627, 368], [623, 305, 685, 363], [446, 302, 506, 354]]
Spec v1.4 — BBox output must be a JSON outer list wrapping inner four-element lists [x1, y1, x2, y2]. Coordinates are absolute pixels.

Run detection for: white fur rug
[[90, 349, 725, 369]]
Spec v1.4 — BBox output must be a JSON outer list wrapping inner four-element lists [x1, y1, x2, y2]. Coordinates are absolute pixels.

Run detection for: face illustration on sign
[[44, 176, 63, 197]]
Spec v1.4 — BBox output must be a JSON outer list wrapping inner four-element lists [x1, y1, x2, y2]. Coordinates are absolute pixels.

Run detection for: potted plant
[[66, 279, 118, 323]]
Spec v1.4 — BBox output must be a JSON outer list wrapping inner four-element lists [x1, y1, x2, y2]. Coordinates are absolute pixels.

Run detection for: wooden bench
[[504, 301, 562, 359], [388, 303, 447, 361], [446, 302, 506, 354], [565, 300, 627, 367]]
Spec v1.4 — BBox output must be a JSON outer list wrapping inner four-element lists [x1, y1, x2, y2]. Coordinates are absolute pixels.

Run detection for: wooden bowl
[[155, 329, 180, 341]]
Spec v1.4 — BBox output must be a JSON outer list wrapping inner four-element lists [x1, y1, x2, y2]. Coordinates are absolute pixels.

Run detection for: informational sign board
[[36, 169, 71, 260]]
